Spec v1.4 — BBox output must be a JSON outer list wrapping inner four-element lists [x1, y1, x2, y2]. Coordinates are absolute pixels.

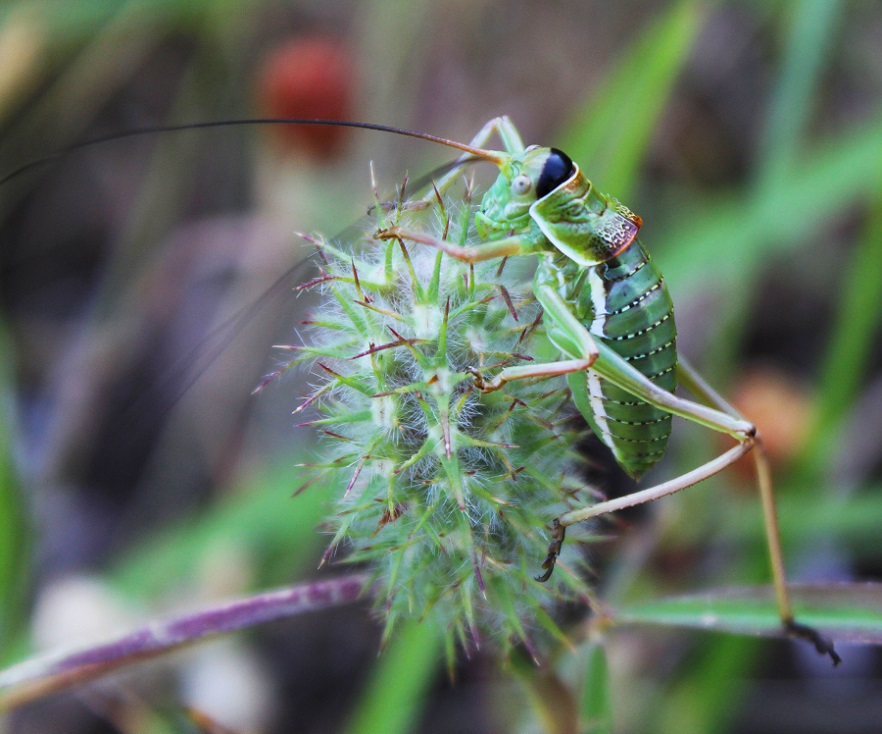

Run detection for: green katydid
[[1, 115, 840, 662], [372, 115, 840, 664]]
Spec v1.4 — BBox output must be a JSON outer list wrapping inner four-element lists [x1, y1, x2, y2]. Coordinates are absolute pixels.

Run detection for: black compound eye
[[535, 148, 574, 198]]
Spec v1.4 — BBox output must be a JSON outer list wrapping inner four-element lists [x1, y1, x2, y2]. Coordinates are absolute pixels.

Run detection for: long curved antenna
[[0, 118, 505, 187]]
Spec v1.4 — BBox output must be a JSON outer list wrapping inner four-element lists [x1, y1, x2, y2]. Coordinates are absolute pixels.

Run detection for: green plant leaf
[[616, 583, 882, 644], [559, 0, 704, 199], [344, 619, 441, 734], [656, 112, 882, 292], [580, 643, 613, 734], [756, 0, 846, 191]]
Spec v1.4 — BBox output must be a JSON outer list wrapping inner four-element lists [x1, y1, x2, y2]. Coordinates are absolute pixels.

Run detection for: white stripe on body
[[585, 267, 623, 460]]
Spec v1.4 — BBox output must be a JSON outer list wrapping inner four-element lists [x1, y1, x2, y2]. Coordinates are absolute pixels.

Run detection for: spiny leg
[[425, 116, 526, 200], [376, 227, 528, 264]]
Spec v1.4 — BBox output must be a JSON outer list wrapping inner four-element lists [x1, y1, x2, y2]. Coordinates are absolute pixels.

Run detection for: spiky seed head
[[294, 186, 592, 657]]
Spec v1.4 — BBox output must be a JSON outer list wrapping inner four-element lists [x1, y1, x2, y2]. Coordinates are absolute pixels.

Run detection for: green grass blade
[[656, 112, 882, 292], [344, 619, 441, 734], [580, 643, 612, 734], [791, 194, 882, 481], [0, 323, 28, 666], [559, 0, 704, 199], [617, 583, 882, 645], [757, 0, 846, 191]]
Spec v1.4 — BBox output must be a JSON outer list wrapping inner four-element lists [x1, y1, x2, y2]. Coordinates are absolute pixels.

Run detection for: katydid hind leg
[[675, 361, 840, 664], [513, 310, 840, 661], [543, 351, 839, 663]]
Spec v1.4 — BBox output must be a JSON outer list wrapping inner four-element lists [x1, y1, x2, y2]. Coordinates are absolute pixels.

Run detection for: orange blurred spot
[[726, 365, 812, 482], [256, 37, 354, 161]]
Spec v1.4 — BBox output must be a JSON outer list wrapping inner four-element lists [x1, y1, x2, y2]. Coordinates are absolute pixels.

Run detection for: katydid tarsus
[[3, 115, 840, 663]]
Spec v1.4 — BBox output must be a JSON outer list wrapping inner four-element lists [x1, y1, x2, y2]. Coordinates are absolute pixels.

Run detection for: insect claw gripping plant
[[2, 115, 841, 664]]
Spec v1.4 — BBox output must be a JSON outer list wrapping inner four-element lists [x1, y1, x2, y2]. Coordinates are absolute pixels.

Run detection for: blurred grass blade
[[0, 322, 28, 666], [757, 0, 846, 191], [111, 461, 330, 600], [344, 620, 441, 734], [657, 112, 882, 291], [617, 583, 882, 645], [559, 0, 703, 198], [580, 643, 612, 734], [791, 193, 882, 480]]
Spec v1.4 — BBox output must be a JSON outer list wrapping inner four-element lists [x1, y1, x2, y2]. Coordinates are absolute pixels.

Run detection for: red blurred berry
[[256, 38, 354, 161]]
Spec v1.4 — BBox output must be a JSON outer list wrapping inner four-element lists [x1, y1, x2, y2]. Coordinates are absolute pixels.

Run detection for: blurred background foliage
[[0, 0, 881, 732]]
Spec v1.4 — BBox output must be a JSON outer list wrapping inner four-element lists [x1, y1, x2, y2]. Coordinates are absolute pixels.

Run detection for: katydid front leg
[[376, 231, 602, 385], [423, 116, 526, 200], [377, 227, 525, 264]]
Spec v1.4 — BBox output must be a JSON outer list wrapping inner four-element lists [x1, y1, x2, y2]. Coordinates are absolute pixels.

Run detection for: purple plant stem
[[0, 573, 368, 711]]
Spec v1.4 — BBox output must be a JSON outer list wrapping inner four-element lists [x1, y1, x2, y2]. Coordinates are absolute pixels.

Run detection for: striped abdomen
[[567, 241, 677, 479]]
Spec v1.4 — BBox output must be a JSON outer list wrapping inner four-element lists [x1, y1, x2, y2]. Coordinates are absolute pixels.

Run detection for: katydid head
[[477, 143, 643, 267], [475, 146, 577, 238]]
